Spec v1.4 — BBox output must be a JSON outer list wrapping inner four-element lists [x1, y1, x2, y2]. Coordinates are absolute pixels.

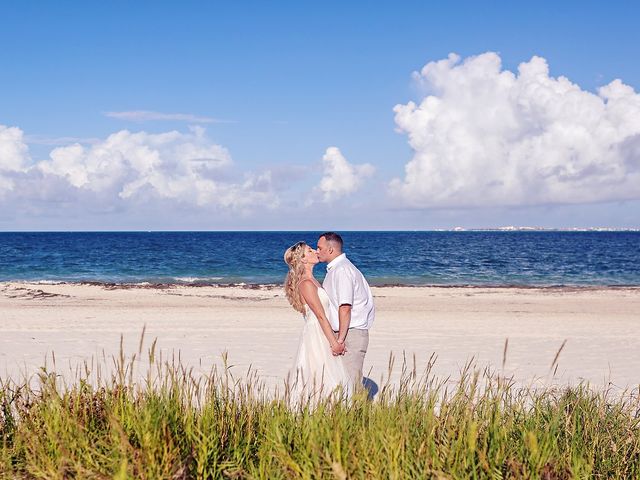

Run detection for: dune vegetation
[[1, 333, 639, 479]]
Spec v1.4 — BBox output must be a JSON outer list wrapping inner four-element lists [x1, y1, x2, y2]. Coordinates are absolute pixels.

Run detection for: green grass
[[1, 334, 639, 479]]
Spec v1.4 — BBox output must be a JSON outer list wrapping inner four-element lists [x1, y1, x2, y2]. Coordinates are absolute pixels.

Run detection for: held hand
[[331, 341, 346, 356]]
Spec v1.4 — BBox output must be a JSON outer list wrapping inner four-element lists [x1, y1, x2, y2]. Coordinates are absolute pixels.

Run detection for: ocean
[[0, 231, 638, 287]]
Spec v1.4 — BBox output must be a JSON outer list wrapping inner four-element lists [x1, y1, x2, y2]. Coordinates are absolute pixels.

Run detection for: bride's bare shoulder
[[298, 278, 319, 296]]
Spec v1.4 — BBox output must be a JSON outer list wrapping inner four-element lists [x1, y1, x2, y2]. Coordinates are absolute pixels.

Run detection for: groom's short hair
[[319, 232, 343, 251]]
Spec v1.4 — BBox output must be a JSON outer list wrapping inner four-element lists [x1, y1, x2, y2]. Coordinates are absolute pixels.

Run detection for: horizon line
[[0, 228, 639, 233]]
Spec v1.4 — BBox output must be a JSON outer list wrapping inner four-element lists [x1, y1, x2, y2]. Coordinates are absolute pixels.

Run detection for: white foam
[[174, 276, 224, 283]]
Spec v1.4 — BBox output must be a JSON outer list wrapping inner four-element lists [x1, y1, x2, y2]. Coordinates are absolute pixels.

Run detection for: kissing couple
[[284, 232, 375, 401]]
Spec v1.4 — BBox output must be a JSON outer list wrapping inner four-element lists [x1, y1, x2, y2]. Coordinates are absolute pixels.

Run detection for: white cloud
[[0, 125, 29, 172], [317, 147, 374, 202], [0, 124, 30, 194], [104, 110, 233, 124], [391, 52, 640, 208], [34, 126, 277, 210]]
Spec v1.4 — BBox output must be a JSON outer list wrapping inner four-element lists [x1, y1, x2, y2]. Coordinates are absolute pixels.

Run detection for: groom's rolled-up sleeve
[[333, 268, 354, 306]]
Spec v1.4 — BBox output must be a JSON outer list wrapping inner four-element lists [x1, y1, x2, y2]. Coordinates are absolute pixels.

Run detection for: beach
[[1, 281, 638, 390]]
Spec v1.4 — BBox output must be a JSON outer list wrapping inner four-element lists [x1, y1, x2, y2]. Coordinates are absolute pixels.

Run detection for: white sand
[[1, 282, 639, 391]]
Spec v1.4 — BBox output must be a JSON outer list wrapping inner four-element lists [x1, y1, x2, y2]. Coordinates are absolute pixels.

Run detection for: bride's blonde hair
[[284, 241, 307, 314]]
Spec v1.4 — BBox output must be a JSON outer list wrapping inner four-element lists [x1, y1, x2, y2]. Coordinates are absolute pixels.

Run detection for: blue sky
[[1, 1, 639, 230]]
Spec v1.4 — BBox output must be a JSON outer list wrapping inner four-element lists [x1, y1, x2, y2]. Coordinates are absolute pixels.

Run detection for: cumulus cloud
[[0, 122, 278, 218], [104, 110, 233, 124], [0, 124, 30, 194], [317, 147, 374, 202], [391, 52, 640, 208], [18, 126, 278, 211]]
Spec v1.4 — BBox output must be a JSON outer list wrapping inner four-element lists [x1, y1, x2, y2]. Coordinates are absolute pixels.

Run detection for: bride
[[284, 241, 352, 405]]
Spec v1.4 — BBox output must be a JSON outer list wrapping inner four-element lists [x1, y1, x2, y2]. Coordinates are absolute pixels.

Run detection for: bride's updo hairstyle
[[284, 241, 307, 314]]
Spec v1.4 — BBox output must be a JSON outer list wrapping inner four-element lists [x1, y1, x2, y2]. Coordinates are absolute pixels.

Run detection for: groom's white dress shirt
[[322, 253, 375, 332]]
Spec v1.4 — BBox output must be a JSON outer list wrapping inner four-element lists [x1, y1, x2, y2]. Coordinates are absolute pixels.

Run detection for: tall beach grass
[[1, 332, 639, 479]]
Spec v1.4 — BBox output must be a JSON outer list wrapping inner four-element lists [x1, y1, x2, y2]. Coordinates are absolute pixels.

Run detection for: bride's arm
[[298, 281, 340, 349]]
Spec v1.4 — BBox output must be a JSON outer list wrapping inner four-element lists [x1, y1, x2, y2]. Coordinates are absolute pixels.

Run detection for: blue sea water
[[0, 231, 639, 287]]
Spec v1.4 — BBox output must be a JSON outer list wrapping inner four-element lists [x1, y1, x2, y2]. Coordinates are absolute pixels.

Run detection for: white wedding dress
[[288, 287, 352, 406]]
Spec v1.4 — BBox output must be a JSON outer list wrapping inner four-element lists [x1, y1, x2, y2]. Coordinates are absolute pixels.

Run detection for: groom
[[317, 232, 375, 387]]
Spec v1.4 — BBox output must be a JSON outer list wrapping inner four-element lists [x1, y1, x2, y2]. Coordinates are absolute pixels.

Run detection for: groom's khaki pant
[[344, 329, 369, 388]]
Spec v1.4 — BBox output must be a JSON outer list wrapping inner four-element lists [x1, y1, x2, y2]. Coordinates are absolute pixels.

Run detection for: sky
[[1, 1, 639, 230]]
